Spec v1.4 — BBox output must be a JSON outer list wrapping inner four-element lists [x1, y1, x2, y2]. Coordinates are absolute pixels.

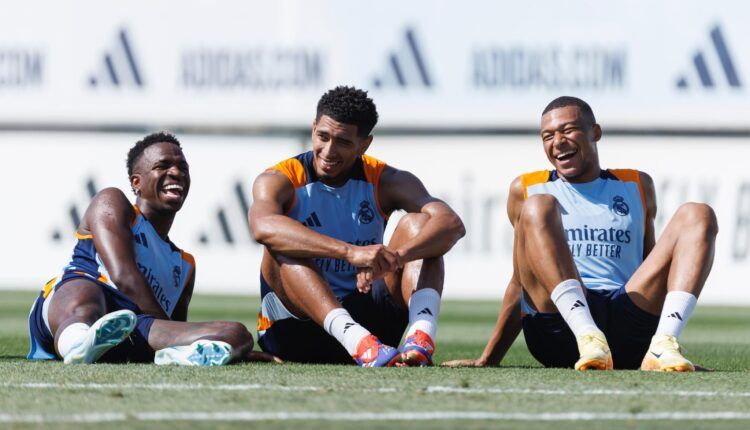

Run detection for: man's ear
[[130, 174, 141, 196], [360, 135, 374, 155], [592, 123, 602, 142]]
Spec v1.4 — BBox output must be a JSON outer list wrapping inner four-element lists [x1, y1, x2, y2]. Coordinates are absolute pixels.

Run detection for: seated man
[[28, 132, 273, 365], [249, 86, 465, 367], [444, 96, 718, 371]]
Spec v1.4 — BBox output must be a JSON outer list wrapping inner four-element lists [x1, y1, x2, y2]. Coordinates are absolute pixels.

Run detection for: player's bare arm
[[80, 187, 168, 320], [250, 170, 398, 277], [378, 167, 465, 264], [170, 270, 195, 322], [639, 171, 657, 258]]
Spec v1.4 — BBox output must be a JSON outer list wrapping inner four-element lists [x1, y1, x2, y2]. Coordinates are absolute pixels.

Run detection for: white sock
[[323, 308, 371, 356], [405, 288, 441, 341], [57, 322, 90, 358], [550, 279, 600, 338], [655, 291, 697, 339]]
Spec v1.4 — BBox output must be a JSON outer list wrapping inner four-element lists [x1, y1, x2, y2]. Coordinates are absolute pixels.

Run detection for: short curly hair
[[316, 86, 378, 137], [126, 131, 181, 176], [542, 96, 596, 126]]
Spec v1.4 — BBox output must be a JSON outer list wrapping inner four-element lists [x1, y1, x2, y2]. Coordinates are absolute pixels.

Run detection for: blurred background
[[0, 0, 747, 304]]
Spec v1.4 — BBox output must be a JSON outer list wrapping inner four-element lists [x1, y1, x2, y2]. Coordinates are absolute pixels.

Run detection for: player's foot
[[640, 334, 695, 372], [574, 331, 613, 370], [154, 340, 233, 366], [352, 335, 399, 367], [63, 310, 137, 364], [396, 330, 435, 367]]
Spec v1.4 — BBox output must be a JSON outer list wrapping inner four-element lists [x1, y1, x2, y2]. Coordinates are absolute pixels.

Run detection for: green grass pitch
[[1, 289, 749, 429]]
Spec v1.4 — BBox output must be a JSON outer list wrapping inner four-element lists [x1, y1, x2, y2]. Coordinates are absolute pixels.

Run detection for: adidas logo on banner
[[676, 25, 741, 90], [570, 300, 586, 311], [88, 28, 145, 89], [373, 27, 433, 89], [301, 212, 322, 227], [51, 178, 99, 242], [667, 312, 683, 321]]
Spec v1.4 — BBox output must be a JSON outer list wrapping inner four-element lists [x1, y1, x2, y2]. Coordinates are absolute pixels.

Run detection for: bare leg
[[625, 203, 718, 314], [514, 194, 582, 313], [47, 278, 107, 356], [260, 249, 342, 325], [383, 213, 444, 308], [148, 320, 255, 361], [514, 194, 609, 370]]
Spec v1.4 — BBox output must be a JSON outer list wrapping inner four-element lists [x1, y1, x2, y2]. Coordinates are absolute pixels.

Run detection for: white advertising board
[[1, 132, 748, 304], [0, 1, 748, 129]]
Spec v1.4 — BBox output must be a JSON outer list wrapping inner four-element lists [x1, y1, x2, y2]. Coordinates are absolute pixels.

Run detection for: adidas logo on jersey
[[301, 212, 322, 227], [570, 300, 586, 311], [133, 232, 149, 248]]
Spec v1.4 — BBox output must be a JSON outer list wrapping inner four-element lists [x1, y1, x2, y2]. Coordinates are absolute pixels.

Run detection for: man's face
[[130, 142, 191, 212], [540, 106, 602, 181], [311, 115, 372, 186]]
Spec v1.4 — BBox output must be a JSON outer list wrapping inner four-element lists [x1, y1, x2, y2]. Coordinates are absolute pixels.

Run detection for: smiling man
[[444, 96, 718, 371], [28, 132, 273, 365], [249, 86, 464, 367]]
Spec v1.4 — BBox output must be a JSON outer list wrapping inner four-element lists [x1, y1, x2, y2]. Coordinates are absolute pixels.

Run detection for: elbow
[[249, 219, 273, 245], [450, 213, 466, 241]]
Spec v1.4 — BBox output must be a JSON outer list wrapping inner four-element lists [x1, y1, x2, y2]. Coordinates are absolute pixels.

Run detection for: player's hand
[[247, 351, 283, 363], [347, 244, 399, 271], [440, 358, 489, 368], [348, 244, 399, 283], [356, 268, 374, 293]]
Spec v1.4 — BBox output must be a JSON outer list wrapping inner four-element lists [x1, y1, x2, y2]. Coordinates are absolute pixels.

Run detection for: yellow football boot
[[640, 334, 695, 372], [574, 331, 614, 370]]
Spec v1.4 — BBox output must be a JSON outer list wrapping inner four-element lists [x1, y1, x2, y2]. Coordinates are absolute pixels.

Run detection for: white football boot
[[63, 310, 137, 364]]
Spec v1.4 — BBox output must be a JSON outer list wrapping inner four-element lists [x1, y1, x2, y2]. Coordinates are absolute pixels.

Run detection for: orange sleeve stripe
[[520, 170, 551, 200], [181, 250, 196, 288], [267, 158, 307, 214], [361, 155, 388, 220], [609, 169, 647, 217], [131, 205, 141, 227], [268, 158, 307, 189]]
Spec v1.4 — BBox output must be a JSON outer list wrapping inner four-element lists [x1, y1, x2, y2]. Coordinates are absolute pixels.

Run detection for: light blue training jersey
[[51, 205, 195, 318], [520, 169, 646, 313], [269, 151, 388, 299]]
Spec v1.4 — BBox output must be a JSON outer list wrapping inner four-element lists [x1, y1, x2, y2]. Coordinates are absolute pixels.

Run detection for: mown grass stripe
[[1, 411, 750, 423]]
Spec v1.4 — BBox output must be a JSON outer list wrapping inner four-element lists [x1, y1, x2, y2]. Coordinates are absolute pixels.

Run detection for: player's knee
[[520, 194, 560, 225], [208, 321, 254, 350], [677, 202, 719, 238]]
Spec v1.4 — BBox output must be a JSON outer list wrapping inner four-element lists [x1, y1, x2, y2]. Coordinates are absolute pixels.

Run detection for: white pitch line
[[426, 386, 750, 398], [1, 411, 750, 423], [0, 383, 319, 392], [3, 382, 750, 398]]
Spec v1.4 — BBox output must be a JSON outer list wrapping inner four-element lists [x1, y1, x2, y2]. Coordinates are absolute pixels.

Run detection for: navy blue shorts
[[27, 273, 156, 363], [522, 286, 659, 369], [258, 277, 408, 364]]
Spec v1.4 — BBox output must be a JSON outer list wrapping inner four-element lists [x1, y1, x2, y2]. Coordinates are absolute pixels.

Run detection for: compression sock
[[323, 308, 371, 356], [405, 288, 441, 341], [550, 279, 600, 337], [56, 322, 90, 358], [655, 291, 697, 339]]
